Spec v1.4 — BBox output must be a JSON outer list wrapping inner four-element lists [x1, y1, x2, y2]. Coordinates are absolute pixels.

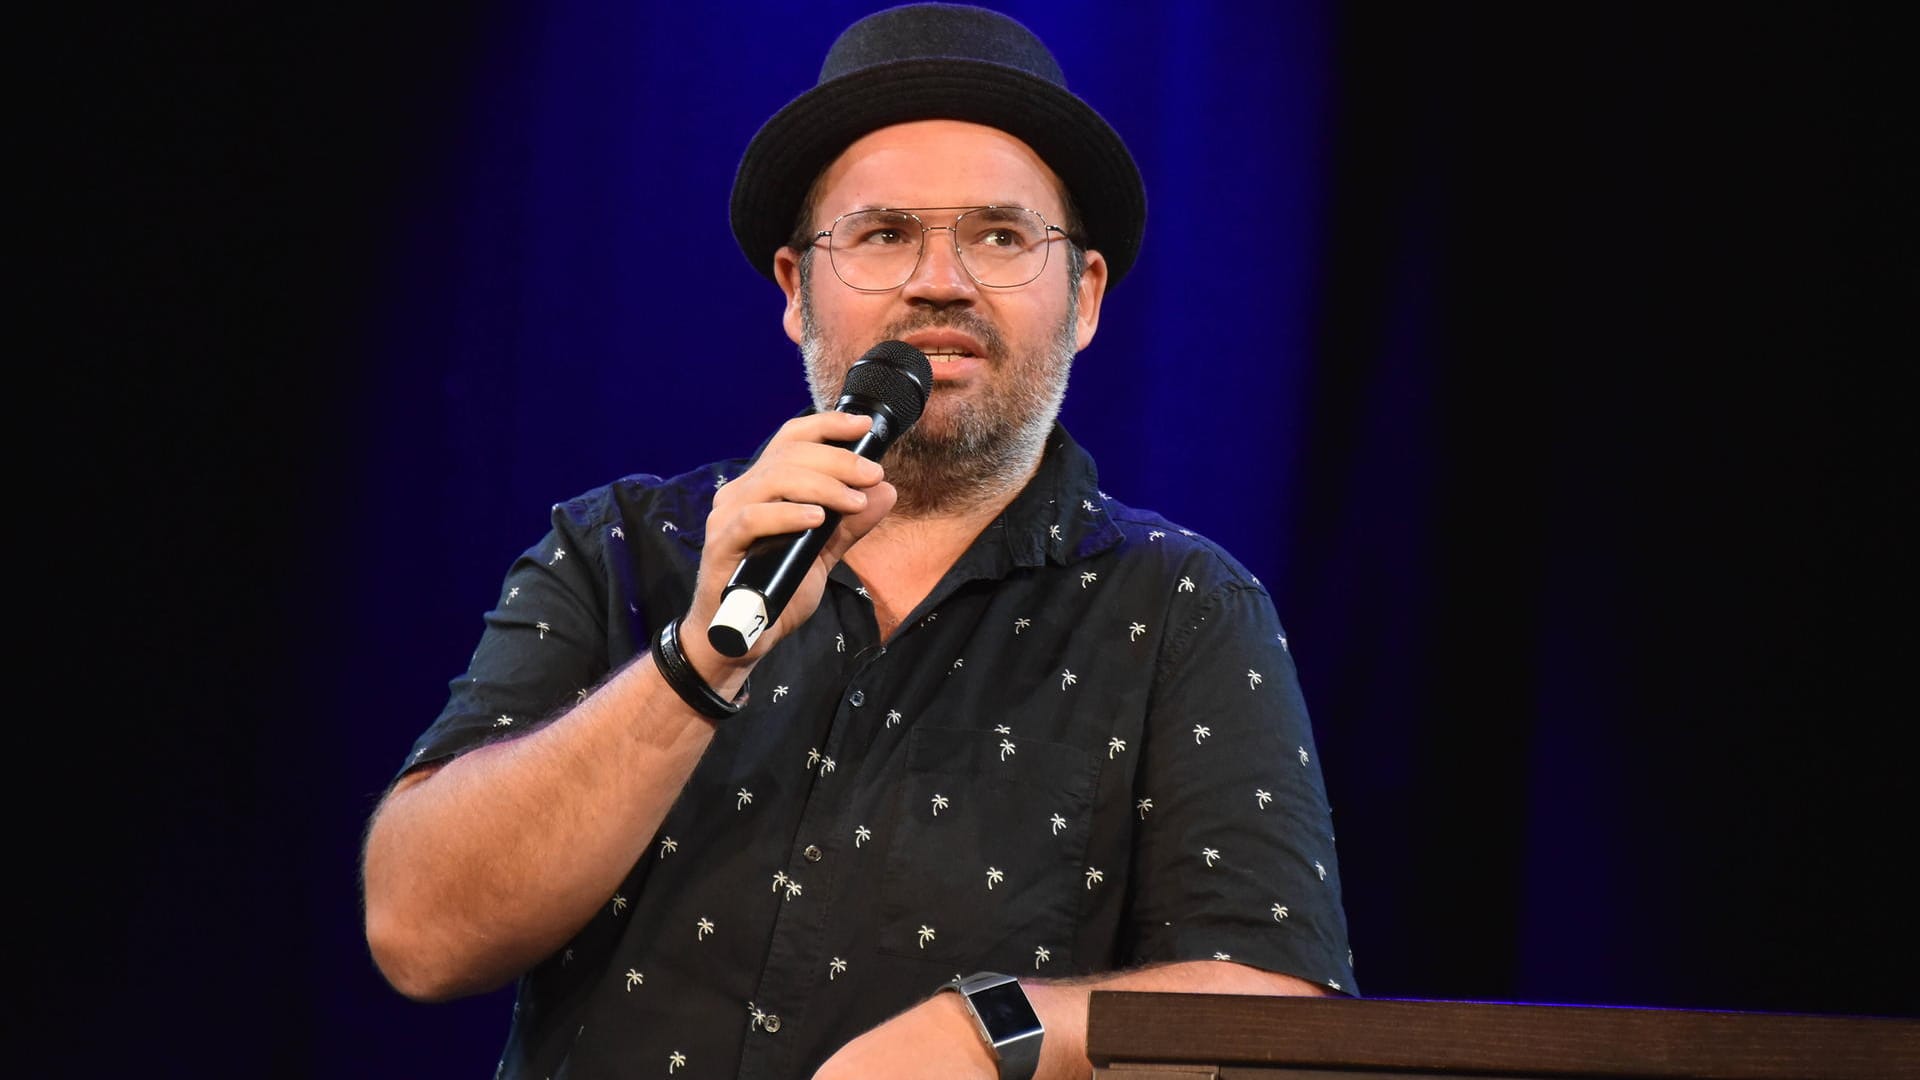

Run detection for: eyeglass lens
[[826, 207, 1053, 290]]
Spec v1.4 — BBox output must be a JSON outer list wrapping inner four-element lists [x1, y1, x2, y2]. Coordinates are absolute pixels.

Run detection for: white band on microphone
[[709, 587, 771, 658]]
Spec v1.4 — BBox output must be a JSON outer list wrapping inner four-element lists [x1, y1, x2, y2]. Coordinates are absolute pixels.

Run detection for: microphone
[[706, 340, 934, 658]]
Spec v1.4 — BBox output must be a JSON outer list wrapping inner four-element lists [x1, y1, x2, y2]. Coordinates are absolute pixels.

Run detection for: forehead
[[812, 119, 1069, 222]]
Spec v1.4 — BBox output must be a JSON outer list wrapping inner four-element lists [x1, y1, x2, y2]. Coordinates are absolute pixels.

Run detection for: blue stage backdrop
[[50, 1, 1909, 1076]]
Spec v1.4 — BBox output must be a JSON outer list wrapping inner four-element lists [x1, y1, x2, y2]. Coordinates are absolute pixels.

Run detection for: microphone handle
[[707, 408, 896, 657]]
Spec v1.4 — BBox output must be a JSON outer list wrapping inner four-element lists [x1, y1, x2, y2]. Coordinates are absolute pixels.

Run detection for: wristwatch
[[942, 971, 1044, 1080]]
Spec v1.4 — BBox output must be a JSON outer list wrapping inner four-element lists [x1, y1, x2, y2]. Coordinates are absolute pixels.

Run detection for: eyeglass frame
[[807, 205, 1083, 292]]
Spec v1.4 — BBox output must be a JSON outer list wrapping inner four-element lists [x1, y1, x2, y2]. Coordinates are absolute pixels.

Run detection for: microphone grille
[[840, 340, 934, 428]]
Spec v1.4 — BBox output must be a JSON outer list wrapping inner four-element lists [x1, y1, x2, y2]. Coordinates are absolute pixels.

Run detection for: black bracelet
[[652, 617, 746, 720]]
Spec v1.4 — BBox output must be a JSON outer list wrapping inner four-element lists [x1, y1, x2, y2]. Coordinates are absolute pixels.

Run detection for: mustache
[[879, 309, 1006, 359]]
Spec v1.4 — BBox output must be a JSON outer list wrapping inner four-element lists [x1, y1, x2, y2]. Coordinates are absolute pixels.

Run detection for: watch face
[[969, 980, 1043, 1041]]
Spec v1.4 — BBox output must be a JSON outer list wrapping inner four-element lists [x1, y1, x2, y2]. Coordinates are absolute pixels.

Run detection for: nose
[[901, 224, 979, 304]]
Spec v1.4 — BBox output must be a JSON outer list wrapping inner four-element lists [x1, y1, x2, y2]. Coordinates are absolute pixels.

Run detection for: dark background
[[41, 1, 1911, 1075]]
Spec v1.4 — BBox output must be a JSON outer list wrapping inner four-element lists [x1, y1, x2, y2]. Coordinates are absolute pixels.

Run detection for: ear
[[773, 247, 806, 346], [1072, 248, 1108, 351]]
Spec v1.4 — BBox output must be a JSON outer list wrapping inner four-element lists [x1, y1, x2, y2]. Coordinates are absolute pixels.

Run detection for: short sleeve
[[1123, 578, 1357, 995], [394, 498, 618, 779]]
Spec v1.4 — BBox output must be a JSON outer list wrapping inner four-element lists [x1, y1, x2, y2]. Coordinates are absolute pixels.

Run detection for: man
[[361, 5, 1355, 1078]]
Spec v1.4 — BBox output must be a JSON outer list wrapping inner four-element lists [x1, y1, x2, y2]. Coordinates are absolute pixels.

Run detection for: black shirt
[[397, 425, 1356, 1080]]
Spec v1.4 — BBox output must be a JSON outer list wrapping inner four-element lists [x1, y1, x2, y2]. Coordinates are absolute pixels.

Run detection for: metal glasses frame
[[811, 205, 1078, 291]]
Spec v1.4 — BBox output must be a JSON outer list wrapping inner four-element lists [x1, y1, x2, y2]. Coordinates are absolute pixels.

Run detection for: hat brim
[[730, 58, 1146, 287]]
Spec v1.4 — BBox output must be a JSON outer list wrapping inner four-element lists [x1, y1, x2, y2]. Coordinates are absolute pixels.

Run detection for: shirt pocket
[[875, 725, 1101, 972]]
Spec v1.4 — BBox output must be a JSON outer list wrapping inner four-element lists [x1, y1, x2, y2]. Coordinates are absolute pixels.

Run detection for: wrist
[[674, 608, 755, 699], [944, 971, 1045, 1080], [651, 617, 750, 720]]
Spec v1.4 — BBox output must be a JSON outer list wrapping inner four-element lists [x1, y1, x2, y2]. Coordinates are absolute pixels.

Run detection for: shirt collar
[[976, 422, 1125, 574]]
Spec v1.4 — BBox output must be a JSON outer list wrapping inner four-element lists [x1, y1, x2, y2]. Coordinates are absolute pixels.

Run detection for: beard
[[799, 264, 1079, 518]]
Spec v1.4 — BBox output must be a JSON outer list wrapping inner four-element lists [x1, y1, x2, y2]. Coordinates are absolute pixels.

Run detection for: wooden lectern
[[1087, 992, 1918, 1079]]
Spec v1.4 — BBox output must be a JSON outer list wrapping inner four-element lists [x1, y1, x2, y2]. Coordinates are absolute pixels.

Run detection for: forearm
[[814, 960, 1327, 1080], [1026, 961, 1330, 1080], [361, 651, 722, 1000]]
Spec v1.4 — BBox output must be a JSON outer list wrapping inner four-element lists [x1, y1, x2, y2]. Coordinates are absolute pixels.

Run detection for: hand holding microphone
[[704, 341, 934, 658]]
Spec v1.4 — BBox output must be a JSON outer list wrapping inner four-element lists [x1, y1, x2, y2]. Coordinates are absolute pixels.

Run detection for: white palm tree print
[[1298, 746, 1310, 765], [1084, 867, 1104, 889], [736, 788, 753, 809], [659, 836, 677, 858], [784, 879, 803, 900], [1136, 797, 1152, 819], [1148, 530, 1165, 541], [931, 794, 950, 816], [886, 709, 902, 727], [998, 739, 1016, 761], [951, 657, 965, 671], [854, 825, 871, 847], [696, 918, 714, 940], [1014, 617, 1032, 633], [610, 525, 625, 540], [1272, 903, 1290, 921], [1193, 724, 1212, 744], [829, 957, 848, 980], [1315, 861, 1327, 881], [1108, 737, 1126, 758], [536, 622, 551, 639], [1178, 576, 1195, 592], [1082, 499, 1097, 511], [1202, 847, 1221, 867], [819, 756, 836, 775], [669, 1051, 686, 1072], [625, 969, 644, 990], [986, 867, 1004, 889], [771, 871, 790, 893], [1129, 621, 1146, 640], [494, 715, 514, 728], [1080, 571, 1098, 588], [749, 1003, 767, 1030], [994, 724, 1011, 734], [1048, 524, 1062, 540], [1247, 669, 1263, 689], [660, 522, 677, 533], [549, 548, 567, 565], [506, 586, 521, 603], [1255, 789, 1273, 809], [836, 633, 845, 653], [1050, 813, 1067, 835], [611, 894, 628, 916], [1060, 669, 1077, 689], [917, 925, 936, 948], [1034, 945, 1051, 968], [772, 685, 789, 701], [806, 747, 822, 770], [1213, 951, 1231, 961]]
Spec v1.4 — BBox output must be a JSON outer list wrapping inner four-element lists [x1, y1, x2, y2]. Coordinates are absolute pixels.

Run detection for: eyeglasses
[[811, 205, 1075, 291]]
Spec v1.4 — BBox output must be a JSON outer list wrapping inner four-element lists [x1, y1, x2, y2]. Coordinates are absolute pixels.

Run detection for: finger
[[705, 500, 833, 559], [825, 481, 897, 560]]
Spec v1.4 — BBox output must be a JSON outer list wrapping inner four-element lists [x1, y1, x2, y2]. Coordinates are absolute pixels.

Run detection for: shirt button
[[803, 844, 823, 862], [763, 1014, 782, 1033], [849, 690, 866, 707]]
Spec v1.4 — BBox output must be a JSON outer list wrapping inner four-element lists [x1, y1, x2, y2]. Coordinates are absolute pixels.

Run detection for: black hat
[[729, 2, 1147, 287]]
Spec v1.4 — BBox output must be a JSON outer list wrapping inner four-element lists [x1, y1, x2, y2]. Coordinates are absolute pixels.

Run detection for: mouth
[[903, 331, 988, 367], [922, 346, 977, 364]]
